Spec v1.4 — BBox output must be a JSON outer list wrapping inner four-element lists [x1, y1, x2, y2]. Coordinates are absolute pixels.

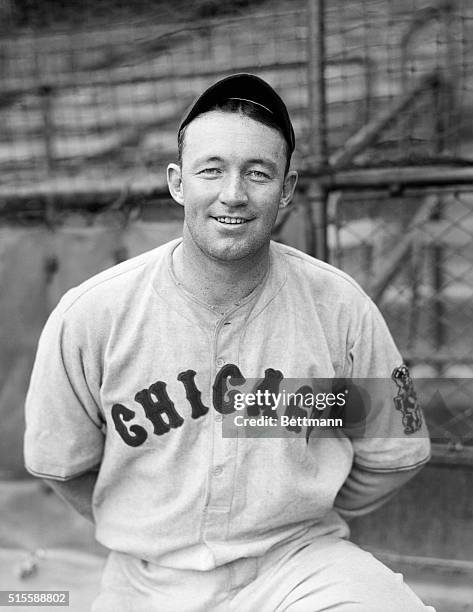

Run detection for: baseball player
[[24, 74, 434, 611]]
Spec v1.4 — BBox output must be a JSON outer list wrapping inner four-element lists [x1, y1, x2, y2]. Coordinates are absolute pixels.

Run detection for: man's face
[[167, 110, 297, 263]]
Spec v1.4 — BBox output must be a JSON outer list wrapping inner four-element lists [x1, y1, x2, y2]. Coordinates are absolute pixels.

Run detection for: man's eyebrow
[[192, 156, 224, 166], [245, 158, 279, 172]]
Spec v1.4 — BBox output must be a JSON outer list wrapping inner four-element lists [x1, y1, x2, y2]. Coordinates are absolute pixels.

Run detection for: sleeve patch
[[392, 364, 423, 435]]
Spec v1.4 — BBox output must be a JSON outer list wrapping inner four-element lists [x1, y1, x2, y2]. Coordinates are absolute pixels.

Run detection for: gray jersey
[[24, 239, 430, 570]]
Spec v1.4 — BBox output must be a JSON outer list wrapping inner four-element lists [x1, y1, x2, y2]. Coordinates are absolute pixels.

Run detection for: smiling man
[[24, 74, 434, 611], [167, 84, 297, 311]]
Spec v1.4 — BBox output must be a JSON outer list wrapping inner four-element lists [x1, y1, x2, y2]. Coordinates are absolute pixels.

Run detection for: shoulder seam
[[60, 252, 157, 316], [275, 243, 370, 300]]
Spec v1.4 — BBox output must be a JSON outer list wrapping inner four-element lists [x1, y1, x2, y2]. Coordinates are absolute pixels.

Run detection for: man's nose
[[219, 173, 248, 207]]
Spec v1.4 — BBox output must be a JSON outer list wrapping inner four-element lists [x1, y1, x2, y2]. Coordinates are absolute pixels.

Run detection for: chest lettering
[[111, 365, 287, 446]]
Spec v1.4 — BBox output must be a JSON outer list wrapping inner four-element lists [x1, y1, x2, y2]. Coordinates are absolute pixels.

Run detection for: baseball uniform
[[24, 237, 432, 611]]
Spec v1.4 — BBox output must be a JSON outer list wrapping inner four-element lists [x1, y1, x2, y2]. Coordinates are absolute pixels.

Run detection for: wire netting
[[0, 0, 471, 200], [0, 0, 309, 198], [324, 0, 473, 167], [327, 186, 473, 447]]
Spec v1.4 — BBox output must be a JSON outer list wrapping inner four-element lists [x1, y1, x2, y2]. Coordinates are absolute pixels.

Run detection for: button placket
[[206, 314, 240, 512], [205, 303, 252, 543]]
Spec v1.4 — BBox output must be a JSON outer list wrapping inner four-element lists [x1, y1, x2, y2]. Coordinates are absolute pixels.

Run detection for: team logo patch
[[392, 365, 423, 435]]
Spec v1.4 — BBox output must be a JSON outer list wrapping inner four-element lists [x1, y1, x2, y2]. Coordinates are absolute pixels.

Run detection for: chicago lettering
[[111, 365, 291, 447], [110, 366, 359, 447]]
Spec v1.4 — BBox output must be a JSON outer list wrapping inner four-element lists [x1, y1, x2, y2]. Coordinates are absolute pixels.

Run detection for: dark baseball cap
[[178, 73, 295, 155]]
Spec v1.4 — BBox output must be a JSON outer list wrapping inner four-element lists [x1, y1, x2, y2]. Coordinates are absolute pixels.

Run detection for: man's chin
[[206, 239, 267, 263]]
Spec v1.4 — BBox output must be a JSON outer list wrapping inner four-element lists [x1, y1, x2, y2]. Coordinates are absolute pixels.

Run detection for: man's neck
[[172, 235, 270, 311]]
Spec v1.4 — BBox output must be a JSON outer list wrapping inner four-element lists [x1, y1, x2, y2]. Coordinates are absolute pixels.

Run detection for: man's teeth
[[216, 217, 247, 224]]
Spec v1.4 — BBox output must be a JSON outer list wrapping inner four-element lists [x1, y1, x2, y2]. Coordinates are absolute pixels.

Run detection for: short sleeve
[[345, 299, 431, 472], [24, 297, 105, 480]]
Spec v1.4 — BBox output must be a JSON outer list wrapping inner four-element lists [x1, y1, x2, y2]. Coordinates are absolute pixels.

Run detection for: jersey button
[[213, 465, 224, 476], [215, 414, 223, 422], [216, 357, 225, 367]]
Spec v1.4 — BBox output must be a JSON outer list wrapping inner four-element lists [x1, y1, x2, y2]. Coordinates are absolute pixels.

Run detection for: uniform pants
[[92, 536, 436, 612]]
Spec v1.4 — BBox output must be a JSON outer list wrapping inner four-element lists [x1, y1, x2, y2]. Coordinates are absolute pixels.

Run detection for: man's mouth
[[214, 216, 249, 225]]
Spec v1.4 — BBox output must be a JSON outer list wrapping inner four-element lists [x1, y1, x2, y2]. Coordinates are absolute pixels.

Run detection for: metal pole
[[308, 0, 327, 167], [39, 84, 55, 176], [307, 0, 328, 261], [304, 182, 328, 261], [35, 25, 57, 227]]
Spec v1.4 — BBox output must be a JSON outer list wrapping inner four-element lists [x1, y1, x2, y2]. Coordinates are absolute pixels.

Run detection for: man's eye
[[198, 168, 221, 176], [248, 170, 270, 180]]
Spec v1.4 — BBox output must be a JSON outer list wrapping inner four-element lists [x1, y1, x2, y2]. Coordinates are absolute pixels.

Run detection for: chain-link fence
[[322, 0, 472, 166], [0, 0, 471, 202], [324, 186, 473, 447], [0, 0, 309, 200]]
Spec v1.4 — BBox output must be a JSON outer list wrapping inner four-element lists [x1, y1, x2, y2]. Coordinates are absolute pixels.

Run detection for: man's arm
[[24, 295, 105, 506], [334, 462, 424, 520], [43, 470, 98, 523], [338, 298, 431, 519]]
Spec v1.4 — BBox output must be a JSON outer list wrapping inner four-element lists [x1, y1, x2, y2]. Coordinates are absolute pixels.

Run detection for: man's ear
[[167, 163, 184, 206], [279, 170, 298, 209]]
